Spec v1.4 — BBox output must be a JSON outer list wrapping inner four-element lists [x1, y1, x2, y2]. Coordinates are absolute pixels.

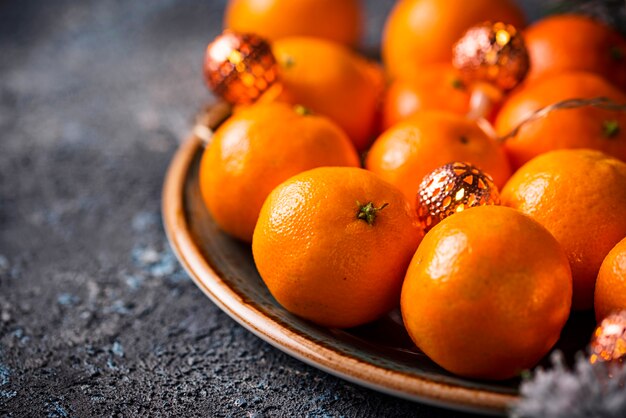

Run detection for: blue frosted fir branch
[[511, 351, 626, 418]]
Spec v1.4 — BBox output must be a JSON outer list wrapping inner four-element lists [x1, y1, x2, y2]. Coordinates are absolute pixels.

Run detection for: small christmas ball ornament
[[452, 21, 529, 92], [203, 30, 278, 105], [590, 310, 626, 364], [417, 162, 500, 231]]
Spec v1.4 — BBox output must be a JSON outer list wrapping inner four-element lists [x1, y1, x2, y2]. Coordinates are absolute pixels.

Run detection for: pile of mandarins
[[198, 0, 626, 380]]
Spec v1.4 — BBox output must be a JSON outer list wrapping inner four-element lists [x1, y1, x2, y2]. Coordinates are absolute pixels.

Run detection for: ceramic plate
[[162, 111, 594, 415]]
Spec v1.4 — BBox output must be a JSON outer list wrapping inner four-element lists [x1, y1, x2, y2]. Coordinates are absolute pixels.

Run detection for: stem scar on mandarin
[[603, 120, 620, 138], [356, 201, 389, 226]]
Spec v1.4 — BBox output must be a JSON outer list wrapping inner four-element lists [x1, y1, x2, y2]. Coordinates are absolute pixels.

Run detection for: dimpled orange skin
[[271, 37, 385, 152], [252, 167, 423, 328], [501, 149, 626, 310], [524, 14, 626, 91], [381, 64, 471, 130], [495, 72, 626, 170], [224, 0, 362, 47], [595, 238, 626, 321], [382, 0, 525, 81], [366, 111, 511, 204], [401, 206, 572, 380], [199, 102, 360, 243]]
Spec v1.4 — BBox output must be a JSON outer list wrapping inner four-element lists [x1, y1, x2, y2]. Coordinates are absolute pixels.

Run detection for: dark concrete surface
[[0, 1, 540, 416]]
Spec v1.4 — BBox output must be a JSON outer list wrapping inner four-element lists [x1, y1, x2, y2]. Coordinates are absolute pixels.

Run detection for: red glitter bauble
[[204, 30, 278, 105], [416, 162, 500, 231]]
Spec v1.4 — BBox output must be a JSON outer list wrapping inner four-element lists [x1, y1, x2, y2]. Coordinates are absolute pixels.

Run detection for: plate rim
[[162, 135, 520, 416]]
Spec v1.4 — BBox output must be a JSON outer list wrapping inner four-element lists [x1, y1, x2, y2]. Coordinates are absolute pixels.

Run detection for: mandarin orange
[[595, 237, 626, 321], [381, 64, 471, 130], [366, 111, 511, 204], [225, 0, 362, 47], [199, 102, 359, 242], [401, 206, 572, 380], [270, 37, 385, 151], [253, 167, 423, 328], [524, 14, 626, 90], [495, 72, 626, 170], [501, 149, 626, 310]]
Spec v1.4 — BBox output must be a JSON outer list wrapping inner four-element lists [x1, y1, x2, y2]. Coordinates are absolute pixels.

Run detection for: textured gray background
[[0, 1, 541, 416]]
